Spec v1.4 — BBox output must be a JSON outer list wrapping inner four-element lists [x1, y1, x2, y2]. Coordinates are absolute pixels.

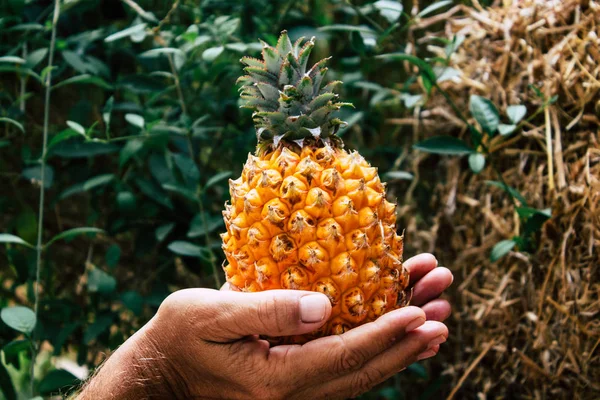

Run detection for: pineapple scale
[[221, 146, 409, 344]]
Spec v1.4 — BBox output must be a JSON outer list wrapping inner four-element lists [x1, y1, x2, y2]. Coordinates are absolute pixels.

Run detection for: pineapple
[[221, 31, 409, 343]]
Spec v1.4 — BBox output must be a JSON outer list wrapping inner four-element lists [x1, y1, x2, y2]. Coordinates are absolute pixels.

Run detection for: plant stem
[[544, 107, 555, 191], [155, 7, 221, 289], [32, 0, 60, 395], [20, 42, 27, 113], [167, 54, 188, 116]]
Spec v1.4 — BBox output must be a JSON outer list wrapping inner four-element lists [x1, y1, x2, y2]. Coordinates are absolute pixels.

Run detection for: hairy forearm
[[74, 318, 179, 400]]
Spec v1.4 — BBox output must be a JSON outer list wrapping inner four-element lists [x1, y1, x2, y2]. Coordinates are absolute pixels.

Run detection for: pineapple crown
[[238, 31, 352, 154]]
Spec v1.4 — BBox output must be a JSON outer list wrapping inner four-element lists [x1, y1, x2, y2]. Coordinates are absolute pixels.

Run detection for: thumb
[[205, 289, 332, 341]]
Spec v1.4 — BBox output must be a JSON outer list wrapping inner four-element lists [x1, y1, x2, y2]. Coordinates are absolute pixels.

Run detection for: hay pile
[[396, 0, 600, 397]]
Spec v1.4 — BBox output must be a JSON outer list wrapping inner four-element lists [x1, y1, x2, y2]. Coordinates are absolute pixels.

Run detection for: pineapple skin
[[221, 145, 409, 343]]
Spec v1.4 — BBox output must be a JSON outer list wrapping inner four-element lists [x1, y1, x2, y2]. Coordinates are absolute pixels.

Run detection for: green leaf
[[490, 239, 516, 262], [47, 129, 83, 151], [117, 191, 136, 212], [187, 215, 224, 238], [66, 120, 86, 136], [445, 35, 465, 58], [0, 65, 42, 83], [350, 31, 366, 54], [120, 139, 144, 167], [120, 291, 143, 315], [0, 117, 24, 133], [125, 113, 145, 129], [168, 241, 207, 257], [469, 95, 500, 134], [140, 47, 184, 58], [52, 322, 79, 356], [52, 74, 113, 90], [516, 206, 551, 220], [38, 369, 79, 395], [105, 23, 147, 42], [418, 0, 453, 17], [413, 136, 472, 155], [407, 362, 429, 379], [62, 50, 91, 74], [498, 124, 517, 136], [135, 178, 174, 210], [41, 65, 57, 82], [51, 139, 119, 158], [46, 227, 103, 247], [529, 84, 544, 99], [318, 25, 376, 34], [399, 93, 422, 109], [436, 67, 461, 82], [203, 46, 224, 62], [3, 339, 29, 369], [87, 269, 116, 294], [0, 56, 26, 64], [105, 244, 121, 268], [155, 223, 175, 242], [373, 1, 403, 23], [468, 153, 485, 173], [0, 233, 34, 248], [1, 306, 36, 334], [119, 74, 166, 94], [22, 164, 54, 188], [375, 53, 437, 88], [205, 171, 232, 190], [225, 43, 247, 53], [506, 105, 527, 124], [384, 171, 414, 180], [5, 23, 44, 32], [59, 174, 115, 200], [485, 180, 527, 206], [162, 183, 197, 202], [0, 362, 16, 400], [173, 153, 200, 185], [517, 207, 552, 238], [83, 313, 114, 343], [25, 48, 48, 68]]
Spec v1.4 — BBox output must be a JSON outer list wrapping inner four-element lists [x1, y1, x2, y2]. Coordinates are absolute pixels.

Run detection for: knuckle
[[257, 297, 284, 334], [249, 382, 285, 400], [350, 367, 385, 397], [331, 336, 366, 374]]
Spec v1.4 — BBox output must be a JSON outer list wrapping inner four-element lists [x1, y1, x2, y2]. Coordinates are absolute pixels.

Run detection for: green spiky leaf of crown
[[238, 31, 353, 153]]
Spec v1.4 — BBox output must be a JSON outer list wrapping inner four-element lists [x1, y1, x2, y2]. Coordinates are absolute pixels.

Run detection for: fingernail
[[405, 317, 425, 333], [417, 349, 437, 361], [300, 295, 328, 323], [428, 335, 446, 348]]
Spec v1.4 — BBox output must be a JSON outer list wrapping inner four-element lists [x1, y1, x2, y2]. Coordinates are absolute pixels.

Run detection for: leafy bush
[[0, 0, 559, 398]]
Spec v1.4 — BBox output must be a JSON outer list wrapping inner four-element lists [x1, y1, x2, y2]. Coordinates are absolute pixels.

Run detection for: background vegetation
[[1, 0, 598, 399]]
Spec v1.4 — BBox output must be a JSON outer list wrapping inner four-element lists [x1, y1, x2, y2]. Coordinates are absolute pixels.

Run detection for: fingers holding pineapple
[[295, 320, 448, 399], [157, 288, 332, 342], [152, 288, 446, 400], [403, 253, 453, 321]]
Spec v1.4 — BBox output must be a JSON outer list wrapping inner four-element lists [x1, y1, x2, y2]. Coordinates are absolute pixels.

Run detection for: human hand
[[77, 253, 452, 400]]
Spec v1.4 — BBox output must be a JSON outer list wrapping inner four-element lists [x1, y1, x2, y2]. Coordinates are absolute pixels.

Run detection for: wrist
[[77, 316, 188, 400]]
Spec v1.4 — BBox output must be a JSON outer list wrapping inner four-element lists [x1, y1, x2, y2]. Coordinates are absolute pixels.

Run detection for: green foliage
[[0, 0, 540, 398], [1, 307, 36, 335]]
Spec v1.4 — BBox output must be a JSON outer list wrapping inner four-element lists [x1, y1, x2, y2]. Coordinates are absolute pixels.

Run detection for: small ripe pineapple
[[222, 31, 409, 343]]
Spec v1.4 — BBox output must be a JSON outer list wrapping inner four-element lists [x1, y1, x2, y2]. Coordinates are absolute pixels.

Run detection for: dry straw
[[393, 0, 599, 397]]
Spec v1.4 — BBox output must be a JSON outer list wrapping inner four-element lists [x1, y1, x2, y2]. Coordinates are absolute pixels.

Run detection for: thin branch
[[20, 42, 27, 113], [33, 0, 60, 395]]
